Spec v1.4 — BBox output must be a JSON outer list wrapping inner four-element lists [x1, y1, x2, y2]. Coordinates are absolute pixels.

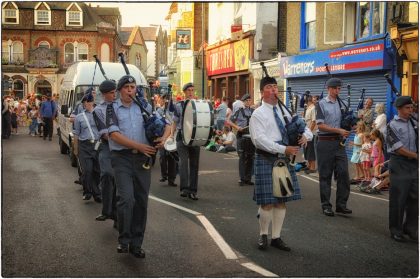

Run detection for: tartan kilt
[[253, 153, 302, 205]]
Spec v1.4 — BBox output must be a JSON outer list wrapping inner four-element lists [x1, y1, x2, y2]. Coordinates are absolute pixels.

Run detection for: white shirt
[[374, 113, 387, 136], [250, 101, 313, 155], [232, 100, 244, 114], [222, 131, 237, 148]]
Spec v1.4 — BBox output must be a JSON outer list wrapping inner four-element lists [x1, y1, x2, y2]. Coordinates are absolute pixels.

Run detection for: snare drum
[[182, 99, 214, 146]]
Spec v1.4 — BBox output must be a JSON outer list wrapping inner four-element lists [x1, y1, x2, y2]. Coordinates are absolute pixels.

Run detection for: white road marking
[[223, 157, 239, 160], [149, 194, 277, 277], [241, 262, 279, 277], [298, 174, 389, 202]]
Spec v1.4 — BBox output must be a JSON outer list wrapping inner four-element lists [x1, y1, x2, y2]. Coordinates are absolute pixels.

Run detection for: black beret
[[241, 94, 251, 101], [260, 76, 277, 91], [117, 75, 136, 91], [81, 92, 94, 103], [182, 82, 194, 92], [326, 77, 342, 87], [395, 96, 413, 108], [99, 80, 116, 94]]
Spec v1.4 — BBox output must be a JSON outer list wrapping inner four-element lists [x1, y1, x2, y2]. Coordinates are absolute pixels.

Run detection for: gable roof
[[140, 27, 157, 41], [120, 26, 147, 51]]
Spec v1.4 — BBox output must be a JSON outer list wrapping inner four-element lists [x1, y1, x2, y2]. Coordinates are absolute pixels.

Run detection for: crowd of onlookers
[[2, 92, 59, 140]]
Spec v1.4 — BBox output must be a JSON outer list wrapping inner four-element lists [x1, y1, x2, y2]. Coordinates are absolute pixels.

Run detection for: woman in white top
[[372, 103, 386, 137]]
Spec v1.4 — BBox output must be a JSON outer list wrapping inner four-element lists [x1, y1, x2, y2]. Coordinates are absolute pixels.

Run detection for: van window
[[75, 85, 103, 105]]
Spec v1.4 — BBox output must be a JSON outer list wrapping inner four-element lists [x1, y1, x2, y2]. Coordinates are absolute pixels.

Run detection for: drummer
[[156, 92, 178, 187], [228, 94, 255, 186], [171, 82, 200, 200]]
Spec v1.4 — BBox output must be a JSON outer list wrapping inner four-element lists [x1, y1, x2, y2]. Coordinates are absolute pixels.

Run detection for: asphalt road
[[2, 128, 418, 277]]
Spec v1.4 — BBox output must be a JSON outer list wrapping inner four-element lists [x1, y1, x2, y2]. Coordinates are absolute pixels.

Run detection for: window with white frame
[[12, 41, 23, 63], [357, 2, 386, 40], [64, 43, 75, 64], [77, 43, 88, 61], [2, 41, 10, 63], [2, 2, 19, 24], [1, 40, 23, 64], [38, 41, 50, 48], [301, 2, 316, 49], [35, 10, 50, 25], [68, 11, 81, 25]]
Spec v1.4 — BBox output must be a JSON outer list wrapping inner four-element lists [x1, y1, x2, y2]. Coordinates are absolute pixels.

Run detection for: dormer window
[[34, 2, 51, 25], [66, 3, 83, 26], [2, 2, 19, 24]]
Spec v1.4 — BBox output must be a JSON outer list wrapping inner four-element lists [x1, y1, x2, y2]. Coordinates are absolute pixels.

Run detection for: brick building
[[1, 1, 121, 99]]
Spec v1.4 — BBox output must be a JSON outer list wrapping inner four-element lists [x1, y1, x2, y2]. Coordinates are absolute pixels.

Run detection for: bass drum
[[182, 99, 214, 146]]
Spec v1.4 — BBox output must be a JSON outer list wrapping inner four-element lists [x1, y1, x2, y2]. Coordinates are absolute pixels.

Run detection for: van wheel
[[59, 135, 69, 154], [69, 143, 78, 168]]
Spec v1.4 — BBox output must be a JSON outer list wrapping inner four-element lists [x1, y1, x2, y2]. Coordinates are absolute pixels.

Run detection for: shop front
[[279, 39, 398, 121], [206, 36, 254, 103]]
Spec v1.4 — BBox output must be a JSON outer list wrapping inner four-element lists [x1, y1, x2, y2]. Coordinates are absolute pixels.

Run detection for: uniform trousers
[[316, 139, 350, 209], [389, 155, 418, 236], [78, 140, 101, 198], [111, 150, 151, 247], [42, 117, 53, 139], [176, 140, 200, 194], [237, 135, 255, 182], [98, 142, 116, 218], [159, 148, 177, 183]]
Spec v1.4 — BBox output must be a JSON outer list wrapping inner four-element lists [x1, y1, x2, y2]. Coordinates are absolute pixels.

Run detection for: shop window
[[300, 2, 316, 50], [2, 2, 19, 24], [38, 41, 50, 48], [357, 2, 386, 40], [324, 2, 345, 44], [12, 79, 24, 100]]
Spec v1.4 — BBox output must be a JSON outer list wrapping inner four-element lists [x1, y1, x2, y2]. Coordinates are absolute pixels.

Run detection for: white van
[[57, 61, 148, 167]]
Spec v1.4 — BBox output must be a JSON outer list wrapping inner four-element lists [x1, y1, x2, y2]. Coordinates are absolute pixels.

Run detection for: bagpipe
[[336, 84, 359, 146], [260, 62, 306, 165], [118, 52, 167, 169]]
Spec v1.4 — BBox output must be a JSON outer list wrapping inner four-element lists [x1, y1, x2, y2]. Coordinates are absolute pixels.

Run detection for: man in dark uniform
[[93, 80, 117, 221], [108, 75, 170, 258], [315, 77, 352, 217], [228, 94, 255, 186], [73, 92, 101, 202], [171, 82, 200, 200], [386, 96, 418, 242]]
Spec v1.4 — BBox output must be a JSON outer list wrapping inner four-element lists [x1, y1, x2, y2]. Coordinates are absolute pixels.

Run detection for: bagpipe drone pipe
[[336, 84, 360, 146], [118, 52, 167, 169]]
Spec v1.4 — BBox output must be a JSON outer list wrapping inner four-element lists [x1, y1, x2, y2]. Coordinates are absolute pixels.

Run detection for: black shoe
[[168, 181, 178, 187], [113, 220, 118, 230], [258, 234, 268, 250], [336, 207, 352, 214], [180, 190, 188, 197], [245, 181, 255, 185], [95, 214, 109, 221], [74, 179, 81, 185], [94, 196, 102, 203], [43, 137, 46, 140], [238, 180, 246, 186], [270, 238, 291, 251], [391, 234, 407, 242], [323, 208, 334, 216], [117, 243, 129, 253], [129, 246, 145, 258], [188, 193, 199, 200], [49, 137, 52, 141], [403, 229, 419, 242], [82, 194, 92, 201], [159, 177, 167, 182]]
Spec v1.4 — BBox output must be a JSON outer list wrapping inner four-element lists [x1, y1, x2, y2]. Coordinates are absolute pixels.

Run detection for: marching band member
[[386, 96, 418, 242], [250, 75, 312, 251], [107, 75, 169, 258], [93, 80, 117, 222], [73, 91, 101, 202], [315, 78, 352, 217], [228, 94, 255, 186], [171, 82, 200, 200]]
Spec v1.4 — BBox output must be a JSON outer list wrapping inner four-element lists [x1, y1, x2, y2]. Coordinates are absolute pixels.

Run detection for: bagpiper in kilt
[[249, 73, 312, 252]]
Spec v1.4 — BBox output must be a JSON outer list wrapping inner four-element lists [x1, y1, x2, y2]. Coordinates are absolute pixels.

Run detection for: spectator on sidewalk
[[349, 121, 366, 184], [40, 94, 57, 141], [358, 98, 374, 132], [217, 126, 237, 153], [360, 133, 372, 184], [304, 95, 317, 174]]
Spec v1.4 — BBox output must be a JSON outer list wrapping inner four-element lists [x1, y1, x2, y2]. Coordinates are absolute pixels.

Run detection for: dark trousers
[[111, 151, 151, 247], [176, 141, 200, 194], [237, 136, 255, 182], [98, 143, 116, 218], [389, 156, 418, 236], [2, 112, 11, 139], [78, 141, 101, 198], [159, 148, 177, 182], [316, 139, 350, 209], [43, 117, 53, 139]]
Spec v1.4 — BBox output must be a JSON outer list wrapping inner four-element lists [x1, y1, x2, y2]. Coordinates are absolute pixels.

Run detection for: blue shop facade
[[279, 38, 399, 121]]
